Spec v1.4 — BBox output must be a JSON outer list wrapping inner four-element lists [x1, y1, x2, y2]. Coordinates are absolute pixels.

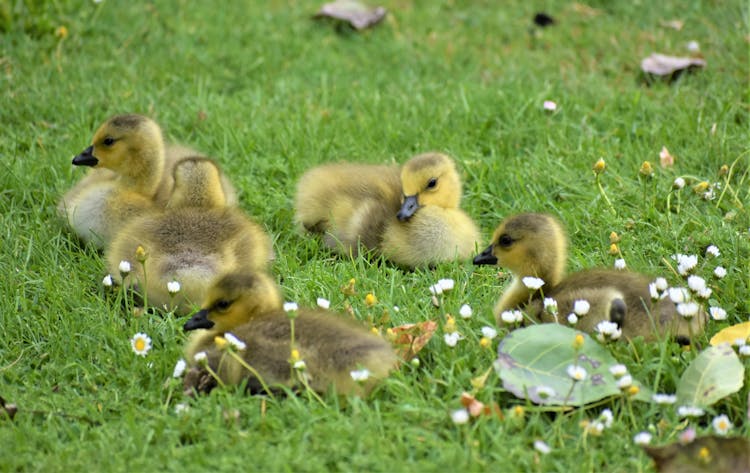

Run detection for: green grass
[[1, 0, 748, 471]]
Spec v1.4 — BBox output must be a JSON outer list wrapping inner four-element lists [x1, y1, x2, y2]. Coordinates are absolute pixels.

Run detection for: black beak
[[397, 195, 419, 222], [72, 146, 98, 167], [473, 244, 498, 265], [183, 309, 214, 331]]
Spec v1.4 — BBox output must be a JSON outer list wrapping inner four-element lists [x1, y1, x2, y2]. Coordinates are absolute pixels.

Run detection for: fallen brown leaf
[[314, 1, 387, 31], [390, 320, 437, 361], [641, 53, 706, 77]]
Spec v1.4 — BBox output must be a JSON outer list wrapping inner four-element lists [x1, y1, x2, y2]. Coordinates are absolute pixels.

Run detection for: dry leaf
[[390, 320, 437, 361], [641, 53, 706, 77], [314, 0, 387, 31], [709, 321, 750, 346], [460, 392, 485, 417], [644, 436, 750, 473]]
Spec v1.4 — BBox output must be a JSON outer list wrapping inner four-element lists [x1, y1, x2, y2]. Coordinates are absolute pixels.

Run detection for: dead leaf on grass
[[660, 19, 685, 31], [390, 320, 437, 361], [314, 0, 387, 31], [641, 53, 706, 77]]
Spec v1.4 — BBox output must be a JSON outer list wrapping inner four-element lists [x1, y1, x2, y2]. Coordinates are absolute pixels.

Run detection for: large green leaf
[[495, 324, 648, 406], [675, 344, 745, 408]]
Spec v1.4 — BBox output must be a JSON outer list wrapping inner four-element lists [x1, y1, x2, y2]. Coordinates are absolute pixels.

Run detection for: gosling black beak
[[472, 244, 498, 265], [72, 146, 98, 167], [183, 309, 214, 331], [397, 195, 419, 222]]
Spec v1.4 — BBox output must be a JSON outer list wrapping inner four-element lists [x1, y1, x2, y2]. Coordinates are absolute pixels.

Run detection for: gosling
[[183, 271, 397, 396], [106, 158, 272, 314], [59, 114, 236, 248], [294, 152, 479, 268], [473, 213, 706, 342]]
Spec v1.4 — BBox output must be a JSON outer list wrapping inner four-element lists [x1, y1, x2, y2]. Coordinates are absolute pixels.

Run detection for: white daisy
[[130, 333, 151, 356], [283, 302, 298, 312], [459, 304, 473, 318], [533, 440, 551, 455], [633, 432, 652, 445], [102, 274, 113, 287], [652, 393, 677, 404], [705, 245, 720, 257], [708, 307, 727, 320], [616, 375, 633, 389], [595, 321, 622, 341], [687, 275, 706, 293], [599, 409, 614, 428], [444, 332, 461, 347], [674, 254, 698, 275], [118, 260, 132, 275], [609, 364, 628, 378], [350, 368, 371, 382], [429, 284, 443, 295], [686, 40, 700, 52], [739, 346, 750, 356], [174, 403, 190, 414], [437, 278, 455, 291], [522, 276, 545, 290], [573, 300, 590, 316], [316, 297, 331, 309], [450, 408, 469, 425], [677, 405, 705, 417], [542, 100, 557, 112], [696, 287, 712, 299], [193, 351, 207, 364], [481, 326, 498, 340], [654, 277, 669, 291], [543, 298, 558, 314], [567, 313, 578, 325], [711, 414, 732, 435], [614, 258, 626, 270], [673, 177, 686, 189], [293, 360, 307, 370], [714, 266, 727, 278], [535, 386, 556, 399], [676, 302, 700, 318], [500, 310, 523, 324], [167, 280, 181, 295], [648, 283, 659, 300], [224, 332, 247, 351], [566, 365, 587, 381], [668, 287, 689, 303], [172, 358, 187, 378]]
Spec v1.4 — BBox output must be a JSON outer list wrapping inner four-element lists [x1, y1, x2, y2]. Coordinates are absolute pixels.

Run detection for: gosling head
[[473, 213, 568, 286], [73, 114, 164, 178], [168, 157, 227, 208], [183, 272, 283, 333], [397, 152, 462, 222]]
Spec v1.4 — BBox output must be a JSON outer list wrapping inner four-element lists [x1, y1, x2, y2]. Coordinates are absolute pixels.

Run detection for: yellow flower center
[[134, 338, 145, 351]]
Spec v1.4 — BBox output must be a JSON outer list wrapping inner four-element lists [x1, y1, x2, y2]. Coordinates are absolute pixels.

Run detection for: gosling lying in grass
[[473, 213, 706, 343], [294, 152, 480, 268], [182, 271, 397, 396], [59, 114, 236, 248], [106, 158, 272, 314]]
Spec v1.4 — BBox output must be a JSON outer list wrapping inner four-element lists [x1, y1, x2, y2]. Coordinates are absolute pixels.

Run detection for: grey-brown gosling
[[183, 271, 397, 396], [58, 114, 237, 248], [105, 157, 272, 315], [473, 213, 706, 342], [294, 152, 480, 268]]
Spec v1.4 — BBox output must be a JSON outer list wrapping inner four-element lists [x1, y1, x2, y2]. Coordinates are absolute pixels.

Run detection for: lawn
[[1, 0, 748, 471]]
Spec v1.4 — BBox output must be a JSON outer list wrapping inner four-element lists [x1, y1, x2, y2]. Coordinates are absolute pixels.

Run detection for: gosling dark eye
[[426, 178, 437, 189], [215, 300, 232, 311], [103, 137, 115, 146], [497, 234, 513, 248]]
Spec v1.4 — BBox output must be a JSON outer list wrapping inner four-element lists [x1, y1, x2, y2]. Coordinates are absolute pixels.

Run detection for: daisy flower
[[193, 351, 207, 364], [500, 310, 523, 324], [573, 300, 590, 316], [676, 302, 699, 318], [542, 100, 557, 112], [677, 406, 705, 418], [450, 408, 469, 425], [567, 365, 587, 381], [711, 414, 732, 435], [673, 177, 686, 189], [668, 287, 689, 303], [648, 283, 659, 300], [167, 280, 181, 295], [616, 375, 633, 389], [444, 332, 461, 347], [316, 297, 331, 309], [118, 260, 132, 275], [224, 332, 247, 351], [595, 321, 622, 341], [674, 254, 698, 275], [633, 432, 652, 445], [481, 326, 498, 340], [652, 393, 677, 404], [522, 276, 545, 290], [533, 440, 551, 455], [293, 360, 306, 370], [437, 278, 455, 291], [614, 259, 626, 270], [535, 386, 556, 400], [102, 274, 113, 287], [174, 403, 189, 414], [543, 298, 558, 314], [687, 275, 706, 292], [130, 333, 152, 356], [705, 245, 720, 257], [458, 304, 472, 319], [654, 277, 669, 291], [350, 368, 371, 382], [567, 313, 578, 325], [172, 358, 187, 378], [609, 364, 628, 378], [739, 346, 750, 356], [429, 284, 443, 295], [599, 409, 613, 428], [283, 302, 299, 312], [709, 307, 727, 321], [714, 266, 727, 278]]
